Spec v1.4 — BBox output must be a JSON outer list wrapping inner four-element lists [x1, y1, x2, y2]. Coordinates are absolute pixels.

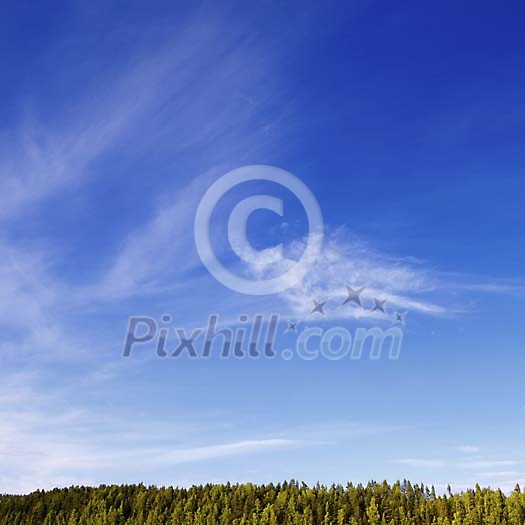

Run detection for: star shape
[[340, 284, 366, 308], [310, 299, 328, 316], [285, 320, 299, 333], [393, 311, 407, 325], [371, 297, 388, 314]]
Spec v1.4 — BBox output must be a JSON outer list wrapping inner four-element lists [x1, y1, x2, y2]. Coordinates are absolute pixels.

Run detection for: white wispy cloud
[[0, 9, 291, 347], [0, 371, 303, 493], [0, 240, 82, 361], [458, 445, 481, 454], [393, 457, 523, 472], [476, 471, 522, 479], [89, 172, 215, 300], [461, 460, 520, 469], [241, 226, 525, 323], [393, 458, 447, 468], [0, 14, 279, 223], [244, 228, 449, 320]]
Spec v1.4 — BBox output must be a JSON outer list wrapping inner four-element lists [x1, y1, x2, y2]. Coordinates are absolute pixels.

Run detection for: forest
[[1, 480, 524, 525]]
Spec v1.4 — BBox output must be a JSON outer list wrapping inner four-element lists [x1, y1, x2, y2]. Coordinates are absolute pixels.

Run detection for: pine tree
[[366, 497, 381, 525]]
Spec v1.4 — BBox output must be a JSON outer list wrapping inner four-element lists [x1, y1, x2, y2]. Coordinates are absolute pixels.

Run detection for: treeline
[[1, 480, 524, 525]]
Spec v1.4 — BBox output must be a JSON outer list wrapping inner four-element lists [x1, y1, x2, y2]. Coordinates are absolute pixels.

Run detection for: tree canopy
[[0, 480, 523, 524]]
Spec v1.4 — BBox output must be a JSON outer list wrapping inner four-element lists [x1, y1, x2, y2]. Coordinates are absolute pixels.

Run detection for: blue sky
[[1, 0, 525, 494]]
